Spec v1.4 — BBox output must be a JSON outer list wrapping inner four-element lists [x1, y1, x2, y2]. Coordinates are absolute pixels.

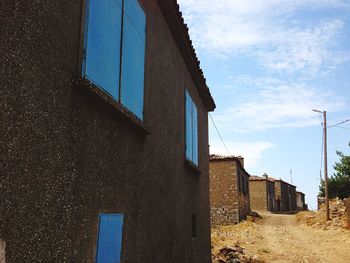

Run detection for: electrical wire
[[335, 126, 350, 130], [327, 119, 350, 128], [209, 113, 231, 155]]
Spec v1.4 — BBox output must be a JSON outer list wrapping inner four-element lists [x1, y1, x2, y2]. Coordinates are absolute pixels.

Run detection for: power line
[[209, 113, 231, 155], [335, 126, 350, 130], [327, 118, 350, 128]]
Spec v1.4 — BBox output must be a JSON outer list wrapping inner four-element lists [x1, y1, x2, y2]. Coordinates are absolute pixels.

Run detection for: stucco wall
[[0, 0, 212, 262]]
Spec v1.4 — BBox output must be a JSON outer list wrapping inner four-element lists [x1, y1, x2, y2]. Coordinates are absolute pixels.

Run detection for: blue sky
[[178, 0, 350, 209]]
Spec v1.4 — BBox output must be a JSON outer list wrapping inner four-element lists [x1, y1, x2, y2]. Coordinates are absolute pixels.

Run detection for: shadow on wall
[[0, 240, 5, 263]]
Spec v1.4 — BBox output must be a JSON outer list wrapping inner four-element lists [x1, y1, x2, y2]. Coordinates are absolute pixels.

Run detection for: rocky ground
[[212, 206, 350, 263]]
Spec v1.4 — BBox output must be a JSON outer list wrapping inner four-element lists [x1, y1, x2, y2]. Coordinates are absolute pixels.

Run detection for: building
[[274, 179, 297, 212], [249, 174, 276, 212], [296, 191, 306, 211], [209, 155, 250, 225], [0, 0, 216, 262]]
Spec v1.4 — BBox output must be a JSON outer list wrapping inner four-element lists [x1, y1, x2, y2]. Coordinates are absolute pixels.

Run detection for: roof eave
[[157, 0, 216, 111]]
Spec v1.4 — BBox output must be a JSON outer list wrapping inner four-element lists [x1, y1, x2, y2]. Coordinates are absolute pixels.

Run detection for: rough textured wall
[[0, 0, 212, 262], [345, 199, 350, 228], [0, 240, 5, 263], [249, 180, 267, 211], [289, 186, 297, 211], [276, 181, 290, 212], [296, 193, 305, 211], [238, 192, 250, 221], [275, 181, 282, 211], [209, 160, 239, 225], [237, 166, 250, 221], [267, 181, 276, 212]]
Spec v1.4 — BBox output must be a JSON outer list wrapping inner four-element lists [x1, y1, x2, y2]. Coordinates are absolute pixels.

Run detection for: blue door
[[96, 214, 124, 263]]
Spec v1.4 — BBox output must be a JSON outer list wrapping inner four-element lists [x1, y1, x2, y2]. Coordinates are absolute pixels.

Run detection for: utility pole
[[323, 110, 330, 221], [313, 109, 330, 221]]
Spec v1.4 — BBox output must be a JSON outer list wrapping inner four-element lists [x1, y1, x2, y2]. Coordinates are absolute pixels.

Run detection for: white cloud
[[212, 78, 347, 132], [257, 20, 347, 76], [178, 0, 350, 75], [209, 140, 275, 169]]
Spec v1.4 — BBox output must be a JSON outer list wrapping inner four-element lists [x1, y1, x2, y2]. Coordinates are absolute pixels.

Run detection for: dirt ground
[[212, 212, 350, 263]]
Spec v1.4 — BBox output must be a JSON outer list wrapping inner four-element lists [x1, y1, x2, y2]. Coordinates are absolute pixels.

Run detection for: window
[[83, 0, 146, 120], [192, 215, 197, 238], [96, 214, 124, 263], [185, 90, 198, 166]]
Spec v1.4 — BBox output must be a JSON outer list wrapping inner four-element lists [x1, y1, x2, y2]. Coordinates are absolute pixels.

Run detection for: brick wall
[[209, 157, 250, 225], [249, 180, 267, 211]]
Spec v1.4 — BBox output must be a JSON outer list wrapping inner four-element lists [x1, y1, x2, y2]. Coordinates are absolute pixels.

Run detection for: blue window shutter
[[192, 104, 198, 165], [96, 214, 124, 263], [185, 91, 193, 161], [84, 0, 122, 100], [120, 0, 146, 120]]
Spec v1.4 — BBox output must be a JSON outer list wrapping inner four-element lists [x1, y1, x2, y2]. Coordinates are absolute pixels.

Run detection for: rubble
[[212, 245, 264, 263], [296, 198, 349, 230], [211, 214, 265, 263]]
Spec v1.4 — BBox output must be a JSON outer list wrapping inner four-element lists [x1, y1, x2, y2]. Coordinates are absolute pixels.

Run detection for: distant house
[[249, 174, 276, 212], [209, 155, 250, 225], [274, 179, 297, 212], [296, 191, 306, 211], [0, 0, 216, 262]]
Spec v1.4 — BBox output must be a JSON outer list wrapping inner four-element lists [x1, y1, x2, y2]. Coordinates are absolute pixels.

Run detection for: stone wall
[[238, 192, 250, 221], [249, 180, 267, 211], [0, 240, 5, 263], [346, 199, 350, 228], [210, 206, 239, 225], [296, 192, 305, 211], [209, 157, 250, 225], [209, 160, 237, 208]]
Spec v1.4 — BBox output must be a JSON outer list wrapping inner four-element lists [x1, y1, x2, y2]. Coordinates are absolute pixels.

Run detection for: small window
[[185, 90, 198, 165], [83, 0, 146, 120], [192, 215, 197, 238], [96, 214, 124, 263]]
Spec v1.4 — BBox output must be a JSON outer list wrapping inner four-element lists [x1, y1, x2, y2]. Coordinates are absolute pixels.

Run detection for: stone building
[[249, 174, 276, 212], [209, 155, 250, 225], [0, 0, 216, 262], [296, 191, 306, 211], [275, 179, 297, 212]]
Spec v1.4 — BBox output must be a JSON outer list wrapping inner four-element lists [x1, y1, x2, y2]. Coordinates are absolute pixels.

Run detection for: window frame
[[95, 213, 124, 263], [79, 0, 147, 121], [184, 89, 199, 167]]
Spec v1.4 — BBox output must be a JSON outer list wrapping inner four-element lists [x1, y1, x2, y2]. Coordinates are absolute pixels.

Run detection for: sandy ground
[[256, 212, 350, 262], [212, 212, 350, 263]]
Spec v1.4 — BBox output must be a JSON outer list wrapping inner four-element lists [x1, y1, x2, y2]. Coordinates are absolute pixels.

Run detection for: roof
[[157, 0, 216, 111], [249, 175, 275, 183], [209, 154, 250, 177], [274, 179, 296, 188], [209, 154, 237, 161]]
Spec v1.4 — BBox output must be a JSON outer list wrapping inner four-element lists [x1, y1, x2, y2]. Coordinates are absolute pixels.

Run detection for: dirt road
[[256, 212, 350, 262], [212, 212, 350, 263]]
